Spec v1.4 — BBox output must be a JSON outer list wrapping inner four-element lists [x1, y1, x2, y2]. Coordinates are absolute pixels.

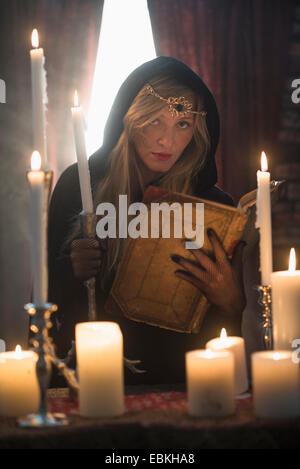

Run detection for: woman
[[48, 56, 246, 386]]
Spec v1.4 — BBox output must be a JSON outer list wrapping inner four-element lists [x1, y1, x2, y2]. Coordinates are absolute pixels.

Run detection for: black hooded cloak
[[48, 57, 240, 386]]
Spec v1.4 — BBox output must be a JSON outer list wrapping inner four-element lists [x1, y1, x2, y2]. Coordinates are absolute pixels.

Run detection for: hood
[[89, 56, 219, 192]]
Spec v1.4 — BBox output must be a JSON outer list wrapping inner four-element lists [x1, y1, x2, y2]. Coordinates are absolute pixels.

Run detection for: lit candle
[[0, 346, 39, 417], [271, 248, 300, 349], [252, 350, 300, 418], [30, 28, 47, 168], [71, 90, 94, 214], [76, 322, 124, 417], [185, 349, 235, 417], [206, 328, 248, 394], [256, 151, 273, 285], [27, 151, 47, 307]]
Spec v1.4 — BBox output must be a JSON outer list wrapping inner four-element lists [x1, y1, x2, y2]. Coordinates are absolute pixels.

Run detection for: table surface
[[0, 385, 300, 449]]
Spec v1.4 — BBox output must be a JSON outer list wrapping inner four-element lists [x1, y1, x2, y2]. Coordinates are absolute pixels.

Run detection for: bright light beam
[[86, 0, 156, 156]]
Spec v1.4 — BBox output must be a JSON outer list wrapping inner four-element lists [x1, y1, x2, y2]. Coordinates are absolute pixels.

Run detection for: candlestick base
[[256, 284, 273, 350]]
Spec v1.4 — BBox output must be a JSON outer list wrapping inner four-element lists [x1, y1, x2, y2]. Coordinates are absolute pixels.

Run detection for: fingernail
[[170, 254, 181, 263]]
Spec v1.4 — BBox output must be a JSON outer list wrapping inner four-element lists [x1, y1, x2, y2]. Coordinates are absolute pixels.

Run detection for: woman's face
[[133, 107, 195, 175]]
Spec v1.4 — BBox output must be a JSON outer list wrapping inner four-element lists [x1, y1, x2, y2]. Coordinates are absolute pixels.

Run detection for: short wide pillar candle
[[206, 329, 248, 394], [76, 322, 124, 418], [0, 347, 39, 417], [186, 349, 235, 417], [252, 351, 300, 418], [271, 249, 300, 349]]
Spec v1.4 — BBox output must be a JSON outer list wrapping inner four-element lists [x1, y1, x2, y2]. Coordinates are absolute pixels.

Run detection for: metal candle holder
[[18, 169, 79, 427], [256, 284, 273, 350], [18, 303, 72, 427]]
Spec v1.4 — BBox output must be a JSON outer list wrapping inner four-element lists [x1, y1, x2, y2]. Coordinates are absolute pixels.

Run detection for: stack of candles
[[186, 151, 300, 420], [2, 28, 300, 422], [254, 152, 300, 418], [186, 329, 248, 418], [250, 247, 300, 418]]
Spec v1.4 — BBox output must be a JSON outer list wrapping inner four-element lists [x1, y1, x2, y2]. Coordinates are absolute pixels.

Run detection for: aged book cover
[[104, 182, 284, 334]]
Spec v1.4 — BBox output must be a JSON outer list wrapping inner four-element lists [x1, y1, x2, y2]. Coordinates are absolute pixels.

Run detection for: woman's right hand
[[70, 238, 106, 281]]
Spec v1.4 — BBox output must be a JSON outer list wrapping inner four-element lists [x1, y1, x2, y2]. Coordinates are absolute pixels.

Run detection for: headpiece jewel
[[143, 83, 207, 118]]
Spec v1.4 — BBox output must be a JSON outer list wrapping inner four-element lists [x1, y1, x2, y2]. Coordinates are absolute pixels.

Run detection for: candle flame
[[74, 90, 79, 107], [31, 28, 39, 48], [31, 151, 41, 171], [273, 352, 281, 361], [289, 248, 296, 273], [15, 345, 22, 359], [220, 328, 227, 339], [261, 151, 268, 172]]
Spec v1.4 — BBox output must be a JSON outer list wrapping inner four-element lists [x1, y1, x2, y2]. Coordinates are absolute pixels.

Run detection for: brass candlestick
[[257, 284, 273, 350]]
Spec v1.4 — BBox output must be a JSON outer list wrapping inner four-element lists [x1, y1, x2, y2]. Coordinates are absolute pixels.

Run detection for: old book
[[104, 181, 284, 334]]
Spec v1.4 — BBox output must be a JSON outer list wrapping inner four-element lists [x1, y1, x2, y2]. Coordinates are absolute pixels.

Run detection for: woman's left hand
[[171, 228, 246, 318]]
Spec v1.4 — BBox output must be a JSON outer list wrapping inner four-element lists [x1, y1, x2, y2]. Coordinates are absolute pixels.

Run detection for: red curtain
[[147, 0, 295, 203], [0, 0, 103, 349]]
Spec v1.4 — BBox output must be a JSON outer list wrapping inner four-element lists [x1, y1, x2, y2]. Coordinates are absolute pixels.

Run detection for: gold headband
[[143, 83, 207, 118]]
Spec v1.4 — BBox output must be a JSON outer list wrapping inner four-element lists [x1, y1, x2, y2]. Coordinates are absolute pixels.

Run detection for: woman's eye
[[149, 119, 159, 126], [178, 121, 190, 129]]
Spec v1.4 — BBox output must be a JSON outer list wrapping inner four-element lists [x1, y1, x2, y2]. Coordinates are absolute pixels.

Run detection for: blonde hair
[[67, 75, 211, 287]]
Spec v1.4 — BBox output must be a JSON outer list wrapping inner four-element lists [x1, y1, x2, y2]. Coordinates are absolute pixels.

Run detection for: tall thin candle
[[27, 151, 47, 307], [71, 91, 93, 214], [30, 29, 48, 168], [256, 151, 273, 285]]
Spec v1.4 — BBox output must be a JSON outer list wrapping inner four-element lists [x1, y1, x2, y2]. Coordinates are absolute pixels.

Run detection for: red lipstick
[[152, 152, 172, 161]]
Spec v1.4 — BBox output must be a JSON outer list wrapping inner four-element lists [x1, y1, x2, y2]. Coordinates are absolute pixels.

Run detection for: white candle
[[185, 349, 235, 417], [71, 91, 94, 214], [252, 350, 300, 418], [256, 151, 273, 285], [27, 151, 47, 307], [76, 322, 124, 418], [271, 248, 300, 349], [206, 328, 248, 395], [30, 29, 47, 168], [0, 346, 39, 417]]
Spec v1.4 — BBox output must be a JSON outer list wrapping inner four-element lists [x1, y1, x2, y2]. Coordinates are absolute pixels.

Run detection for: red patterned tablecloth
[[48, 388, 252, 415], [1, 388, 299, 449]]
